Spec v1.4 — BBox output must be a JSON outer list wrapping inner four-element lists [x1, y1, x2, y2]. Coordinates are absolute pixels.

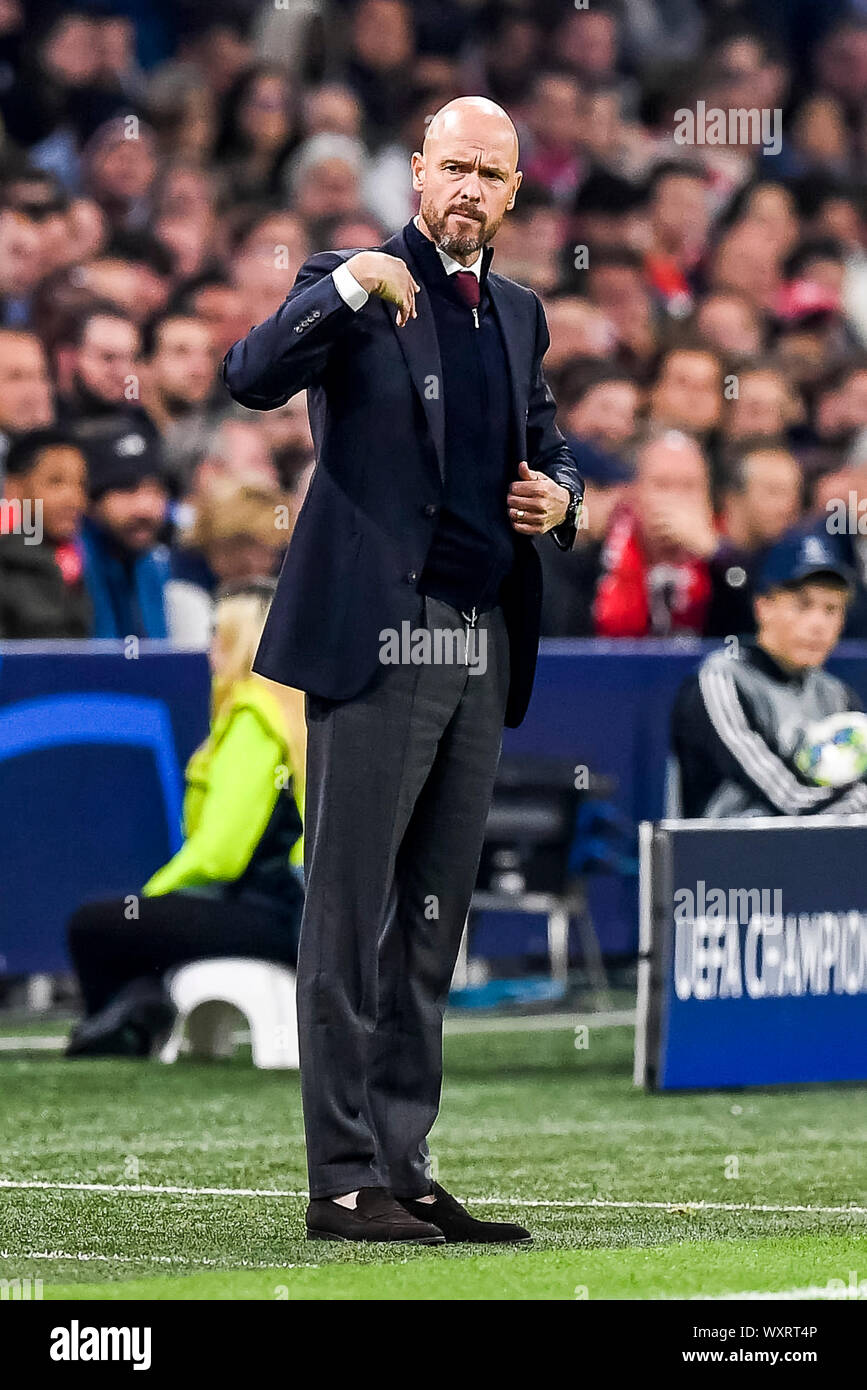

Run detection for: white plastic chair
[[159, 958, 299, 1069]]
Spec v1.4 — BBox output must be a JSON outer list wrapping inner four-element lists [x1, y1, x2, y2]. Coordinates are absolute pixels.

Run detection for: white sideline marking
[[0, 1011, 634, 1052], [0, 1179, 865, 1216], [0, 1248, 318, 1269], [692, 1285, 867, 1301], [444, 1010, 635, 1034]]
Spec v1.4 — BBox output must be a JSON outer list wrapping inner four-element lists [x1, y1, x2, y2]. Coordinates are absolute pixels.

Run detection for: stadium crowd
[[0, 0, 866, 643]]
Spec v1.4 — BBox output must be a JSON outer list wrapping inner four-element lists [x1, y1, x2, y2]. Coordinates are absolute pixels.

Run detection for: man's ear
[[506, 168, 523, 211], [410, 151, 425, 193]]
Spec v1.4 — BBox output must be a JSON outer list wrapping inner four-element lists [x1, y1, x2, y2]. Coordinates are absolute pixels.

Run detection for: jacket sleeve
[[142, 708, 287, 894], [221, 252, 362, 409], [526, 293, 585, 551]]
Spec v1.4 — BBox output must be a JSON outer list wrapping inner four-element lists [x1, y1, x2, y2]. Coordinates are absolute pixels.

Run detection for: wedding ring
[[516, 509, 525, 519]]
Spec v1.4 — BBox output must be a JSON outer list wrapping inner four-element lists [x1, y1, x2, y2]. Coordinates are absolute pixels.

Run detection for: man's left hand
[[507, 461, 570, 535]]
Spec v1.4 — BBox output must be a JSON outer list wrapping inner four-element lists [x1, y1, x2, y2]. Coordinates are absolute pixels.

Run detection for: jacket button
[[406, 571, 418, 584], [423, 503, 437, 518]]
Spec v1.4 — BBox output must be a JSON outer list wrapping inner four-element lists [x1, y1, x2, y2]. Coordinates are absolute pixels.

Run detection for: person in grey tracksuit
[[672, 531, 867, 819]]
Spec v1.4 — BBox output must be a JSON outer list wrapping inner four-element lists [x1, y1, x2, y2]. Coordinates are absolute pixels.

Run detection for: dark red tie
[[453, 270, 480, 311]]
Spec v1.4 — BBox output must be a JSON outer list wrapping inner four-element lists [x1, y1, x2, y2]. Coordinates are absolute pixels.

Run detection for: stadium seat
[[159, 958, 299, 1069]]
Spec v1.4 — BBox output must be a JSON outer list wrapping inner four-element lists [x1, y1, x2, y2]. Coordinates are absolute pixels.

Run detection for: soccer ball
[[795, 711, 867, 787]]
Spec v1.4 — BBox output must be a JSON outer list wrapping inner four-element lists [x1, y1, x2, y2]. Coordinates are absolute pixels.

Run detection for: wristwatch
[[560, 482, 583, 530]]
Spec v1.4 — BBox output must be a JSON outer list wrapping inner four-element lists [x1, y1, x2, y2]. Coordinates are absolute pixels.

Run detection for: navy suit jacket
[[222, 224, 584, 727]]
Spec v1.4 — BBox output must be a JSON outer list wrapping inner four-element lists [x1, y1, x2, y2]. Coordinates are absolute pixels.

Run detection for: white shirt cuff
[[332, 262, 369, 311]]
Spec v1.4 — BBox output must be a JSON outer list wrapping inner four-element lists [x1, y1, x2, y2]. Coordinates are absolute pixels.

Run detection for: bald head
[[411, 96, 522, 262], [422, 97, 519, 166]]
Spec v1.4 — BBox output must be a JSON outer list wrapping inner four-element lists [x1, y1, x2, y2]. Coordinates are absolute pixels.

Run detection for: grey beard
[[438, 229, 482, 256], [422, 202, 487, 258]]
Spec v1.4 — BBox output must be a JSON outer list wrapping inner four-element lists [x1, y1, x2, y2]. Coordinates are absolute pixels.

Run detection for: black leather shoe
[[66, 979, 176, 1059], [399, 1183, 533, 1244], [306, 1187, 446, 1243]]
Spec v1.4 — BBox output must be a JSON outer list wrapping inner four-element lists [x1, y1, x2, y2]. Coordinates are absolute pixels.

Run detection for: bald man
[[223, 98, 584, 1245]]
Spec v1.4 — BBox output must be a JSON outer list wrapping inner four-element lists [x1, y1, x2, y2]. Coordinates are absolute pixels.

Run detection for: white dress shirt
[[332, 217, 482, 311]]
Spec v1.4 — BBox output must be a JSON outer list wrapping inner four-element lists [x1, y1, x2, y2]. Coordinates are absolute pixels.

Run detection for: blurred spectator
[[710, 217, 783, 312], [190, 419, 280, 507], [75, 230, 173, 322], [140, 310, 222, 489], [520, 71, 584, 204], [694, 291, 764, 361], [648, 345, 724, 439], [645, 161, 711, 317], [345, 0, 416, 146], [54, 303, 141, 424], [541, 432, 752, 639], [486, 182, 564, 293], [81, 118, 160, 232], [716, 440, 805, 608], [215, 63, 298, 205], [557, 359, 641, 453], [284, 133, 368, 223], [0, 426, 91, 637], [170, 272, 249, 361], [78, 414, 171, 639], [230, 208, 310, 325], [0, 329, 54, 480], [584, 246, 657, 369], [66, 581, 306, 1058], [722, 366, 801, 445], [166, 481, 292, 646]]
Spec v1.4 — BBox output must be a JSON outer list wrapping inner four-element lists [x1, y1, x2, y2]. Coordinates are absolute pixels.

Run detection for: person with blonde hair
[[65, 580, 306, 1058]]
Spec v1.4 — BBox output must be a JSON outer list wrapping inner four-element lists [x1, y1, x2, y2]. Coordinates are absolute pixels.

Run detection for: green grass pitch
[[1, 1023, 865, 1300]]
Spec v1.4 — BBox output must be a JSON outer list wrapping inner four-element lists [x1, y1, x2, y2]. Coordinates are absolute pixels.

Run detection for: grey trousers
[[298, 595, 510, 1199]]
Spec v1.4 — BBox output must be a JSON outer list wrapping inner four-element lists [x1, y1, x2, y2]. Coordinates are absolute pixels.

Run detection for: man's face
[[735, 450, 802, 547], [651, 175, 709, 260], [588, 265, 651, 338], [0, 334, 53, 432], [565, 380, 639, 450], [91, 479, 167, 553], [756, 580, 848, 670], [233, 215, 310, 317], [8, 445, 87, 544], [190, 285, 249, 357], [0, 209, 43, 295], [530, 75, 581, 149], [151, 319, 215, 407], [651, 351, 721, 434], [697, 296, 762, 357], [412, 109, 522, 258], [77, 316, 139, 405], [296, 159, 360, 220], [726, 371, 790, 440], [542, 297, 614, 366], [5, 178, 70, 275], [631, 437, 710, 551]]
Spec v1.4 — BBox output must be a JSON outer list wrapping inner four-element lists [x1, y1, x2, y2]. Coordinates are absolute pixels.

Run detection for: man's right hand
[[344, 252, 420, 327]]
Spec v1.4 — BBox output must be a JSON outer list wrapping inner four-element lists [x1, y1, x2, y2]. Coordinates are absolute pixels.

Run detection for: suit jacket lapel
[[381, 228, 445, 484], [484, 274, 529, 465]]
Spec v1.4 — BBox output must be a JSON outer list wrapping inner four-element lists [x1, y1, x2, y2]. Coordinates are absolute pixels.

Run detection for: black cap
[[756, 531, 855, 595], [76, 414, 166, 501]]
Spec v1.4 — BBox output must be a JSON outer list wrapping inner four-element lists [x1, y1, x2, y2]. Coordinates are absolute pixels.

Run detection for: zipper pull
[[460, 606, 478, 665], [471, 306, 479, 329]]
